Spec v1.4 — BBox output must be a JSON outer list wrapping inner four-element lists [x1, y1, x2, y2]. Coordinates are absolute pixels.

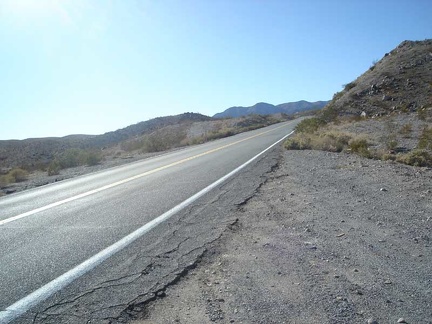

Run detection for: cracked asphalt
[[17, 148, 278, 324], [1, 121, 297, 324]]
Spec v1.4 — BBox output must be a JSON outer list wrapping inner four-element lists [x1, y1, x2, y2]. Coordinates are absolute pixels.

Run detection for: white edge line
[[0, 130, 294, 323]]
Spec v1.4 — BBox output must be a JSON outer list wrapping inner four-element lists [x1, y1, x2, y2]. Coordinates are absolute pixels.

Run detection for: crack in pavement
[[16, 147, 282, 324]]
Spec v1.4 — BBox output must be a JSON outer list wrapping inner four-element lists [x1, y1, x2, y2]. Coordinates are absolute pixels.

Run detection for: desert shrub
[[47, 148, 102, 175], [399, 123, 412, 137], [59, 149, 82, 168], [320, 105, 338, 123], [369, 59, 378, 71], [418, 126, 432, 150], [332, 91, 343, 101], [47, 159, 61, 176], [381, 152, 397, 161], [9, 168, 29, 182], [0, 168, 29, 184], [386, 138, 398, 150], [343, 81, 356, 91], [84, 151, 102, 166], [348, 138, 371, 157], [0, 174, 12, 187], [285, 132, 351, 152], [396, 149, 432, 167], [284, 134, 313, 150], [315, 132, 351, 152], [295, 118, 326, 134]]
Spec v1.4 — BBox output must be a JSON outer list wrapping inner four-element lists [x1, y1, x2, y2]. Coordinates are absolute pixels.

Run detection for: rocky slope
[[326, 39, 432, 118]]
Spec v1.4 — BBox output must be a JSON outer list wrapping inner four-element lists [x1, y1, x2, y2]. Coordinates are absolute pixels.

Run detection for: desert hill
[[0, 113, 212, 170], [323, 39, 432, 118], [286, 39, 432, 169]]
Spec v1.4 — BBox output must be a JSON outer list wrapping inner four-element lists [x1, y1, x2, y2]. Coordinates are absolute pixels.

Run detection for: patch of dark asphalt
[[132, 149, 431, 324]]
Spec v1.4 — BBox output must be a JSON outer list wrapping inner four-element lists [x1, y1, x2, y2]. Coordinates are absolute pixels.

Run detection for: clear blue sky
[[0, 0, 431, 140]]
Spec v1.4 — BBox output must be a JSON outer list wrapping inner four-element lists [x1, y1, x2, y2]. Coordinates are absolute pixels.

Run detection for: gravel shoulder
[[131, 149, 431, 324]]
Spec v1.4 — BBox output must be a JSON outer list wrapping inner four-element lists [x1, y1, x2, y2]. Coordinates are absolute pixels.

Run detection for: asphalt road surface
[[0, 120, 298, 324]]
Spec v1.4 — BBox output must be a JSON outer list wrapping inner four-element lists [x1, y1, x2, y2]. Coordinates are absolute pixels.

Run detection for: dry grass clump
[[396, 149, 432, 167], [418, 126, 432, 150], [285, 116, 432, 168], [348, 138, 371, 157], [0, 168, 29, 186], [285, 131, 353, 153], [399, 123, 413, 137]]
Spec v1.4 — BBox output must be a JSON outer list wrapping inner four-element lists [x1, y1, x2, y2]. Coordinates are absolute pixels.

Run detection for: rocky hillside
[[213, 100, 329, 118], [325, 39, 432, 117]]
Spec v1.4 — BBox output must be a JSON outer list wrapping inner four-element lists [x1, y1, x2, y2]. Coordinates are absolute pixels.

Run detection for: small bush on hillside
[[348, 138, 371, 158], [0, 168, 29, 185], [284, 134, 313, 150], [320, 105, 338, 123], [418, 126, 432, 150], [85, 151, 102, 166], [285, 132, 351, 152], [316, 132, 351, 152], [396, 149, 432, 167], [9, 168, 29, 182], [295, 118, 326, 134], [386, 138, 398, 151], [59, 149, 82, 168], [399, 123, 413, 137], [332, 91, 343, 101], [343, 81, 356, 91], [0, 175, 11, 187], [369, 59, 378, 71], [46, 149, 102, 175], [47, 159, 61, 176]]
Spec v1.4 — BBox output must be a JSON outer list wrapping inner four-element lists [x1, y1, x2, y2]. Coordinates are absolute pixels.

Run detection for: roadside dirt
[[130, 149, 431, 324]]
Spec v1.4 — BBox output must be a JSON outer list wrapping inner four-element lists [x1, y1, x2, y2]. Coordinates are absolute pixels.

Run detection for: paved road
[[0, 120, 298, 323]]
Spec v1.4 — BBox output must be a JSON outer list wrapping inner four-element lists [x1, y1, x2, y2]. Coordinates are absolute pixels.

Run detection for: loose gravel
[[132, 149, 431, 324]]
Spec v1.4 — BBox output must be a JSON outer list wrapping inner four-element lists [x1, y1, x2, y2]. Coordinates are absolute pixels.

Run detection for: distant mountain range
[[213, 100, 329, 118]]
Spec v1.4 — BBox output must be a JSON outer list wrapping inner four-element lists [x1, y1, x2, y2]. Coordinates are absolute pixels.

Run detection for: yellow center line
[[0, 122, 291, 226]]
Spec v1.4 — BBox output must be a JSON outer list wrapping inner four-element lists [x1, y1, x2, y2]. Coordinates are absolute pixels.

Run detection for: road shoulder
[[132, 150, 431, 324]]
